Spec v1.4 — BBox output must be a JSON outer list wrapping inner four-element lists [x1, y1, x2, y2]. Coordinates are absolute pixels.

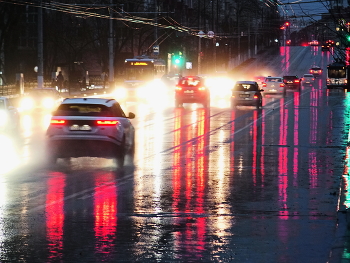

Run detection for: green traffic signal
[[347, 35, 350, 41]]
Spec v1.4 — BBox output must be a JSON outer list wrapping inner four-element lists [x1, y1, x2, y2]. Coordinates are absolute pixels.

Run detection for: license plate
[[184, 90, 194, 93], [239, 94, 250, 98], [70, 124, 91, 131], [287, 81, 293, 83]]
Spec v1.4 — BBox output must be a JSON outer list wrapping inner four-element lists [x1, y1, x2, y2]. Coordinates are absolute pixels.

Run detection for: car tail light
[[254, 94, 259, 99], [50, 119, 65, 125], [198, 87, 206, 91], [302, 78, 304, 81], [175, 86, 182, 90], [295, 79, 300, 83], [262, 83, 267, 87], [280, 83, 285, 87], [96, 120, 119, 125], [346, 79, 348, 84]]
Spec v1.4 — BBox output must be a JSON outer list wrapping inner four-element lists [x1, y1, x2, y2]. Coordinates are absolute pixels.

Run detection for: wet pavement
[[0, 46, 350, 262]]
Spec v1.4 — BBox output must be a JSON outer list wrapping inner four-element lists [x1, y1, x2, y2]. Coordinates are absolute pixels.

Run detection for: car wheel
[[203, 99, 210, 108], [47, 152, 57, 165], [115, 141, 125, 168], [175, 99, 182, 108]]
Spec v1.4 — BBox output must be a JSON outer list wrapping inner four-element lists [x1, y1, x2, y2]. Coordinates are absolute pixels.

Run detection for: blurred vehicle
[[161, 73, 181, 88], [19, 88, 63, 112], [114, 56, 167, 103], [175, 76, 210, 108], [254, 76, 266, 89], [0, 97, 20, 132], [327, 60, 350, 91], [309, 40, 319, 46], [283, 75, 301, 91], [302, 74, 315, 85], [309, 66, 323, 77], [231, 81, 263, 109], [46, 98, 135, 165], [206, 72, 234, 99], [262, 76, 286, 96], [321, 44, 330, 51]]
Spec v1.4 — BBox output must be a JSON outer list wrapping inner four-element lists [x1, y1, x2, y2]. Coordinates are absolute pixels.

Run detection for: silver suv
[[46, 98, 135, 166], [231, 81, 263, 109]]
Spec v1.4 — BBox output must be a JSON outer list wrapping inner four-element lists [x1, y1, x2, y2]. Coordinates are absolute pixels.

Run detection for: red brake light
[[198, 87, 206, 91], [254, 94, 259, 99], [175, 86, 182, 90], [295, 79, 300, 83], [96, 120, 119, 125], [262, 83, 267, 87], [280, 83, 285, 87], [50, 119, 65, 125]]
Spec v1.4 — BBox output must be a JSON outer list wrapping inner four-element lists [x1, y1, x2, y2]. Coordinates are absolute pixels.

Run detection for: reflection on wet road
[[0, 46, 349, 262]]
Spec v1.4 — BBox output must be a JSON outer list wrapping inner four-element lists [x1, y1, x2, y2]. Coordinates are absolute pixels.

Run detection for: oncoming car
[[231, 81, 263, 109], [0, 97, 20, 132], [46, 98, 135, 166], [175, 76, 210, 108], [19, 88, 63, 112], [262, 76, 285, 96]]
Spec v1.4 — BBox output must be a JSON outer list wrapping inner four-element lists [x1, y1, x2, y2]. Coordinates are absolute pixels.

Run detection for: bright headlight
[[20, 97, 34, 111], [0, 110, 8, 126], [42, 98, 55, 109], [136, 87, 147, 98], [114, 87, 127, 99]]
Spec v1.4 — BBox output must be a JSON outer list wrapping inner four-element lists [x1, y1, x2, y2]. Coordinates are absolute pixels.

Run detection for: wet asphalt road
[[0, 46, 349, 262]]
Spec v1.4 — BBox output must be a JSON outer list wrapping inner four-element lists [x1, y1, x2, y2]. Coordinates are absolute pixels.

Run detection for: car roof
[[235, 81, 257, 85], [62, 97, 117, 107], [304, 74, 314, 76], [283, 75, 298, 77], [265, 76, 283, 80]]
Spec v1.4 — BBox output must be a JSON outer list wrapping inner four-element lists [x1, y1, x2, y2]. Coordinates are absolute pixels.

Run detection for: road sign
[[153, 45, 159, 55], [207, 31, 215, 38], [198, 31, 205, 38]]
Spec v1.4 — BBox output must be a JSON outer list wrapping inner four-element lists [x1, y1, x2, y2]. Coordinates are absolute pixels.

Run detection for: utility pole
[[38, 0, 44, 88], [108, 0, 114, 87]]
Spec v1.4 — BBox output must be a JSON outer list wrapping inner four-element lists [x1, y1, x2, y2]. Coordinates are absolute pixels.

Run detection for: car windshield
[[54, 104, 113, 116], [328, 68, 346, 78], [234, 83, 257, 91], [266, 78, 282, 82]]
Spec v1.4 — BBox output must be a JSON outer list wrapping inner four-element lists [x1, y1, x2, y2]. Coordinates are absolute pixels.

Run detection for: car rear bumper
[[232, 98, 259, 106], [46, 136, 122, 158]]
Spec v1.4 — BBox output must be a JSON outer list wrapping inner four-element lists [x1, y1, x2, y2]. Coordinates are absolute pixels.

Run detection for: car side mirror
[[260, 89, 264, 92], [128, 112, 135, 119]]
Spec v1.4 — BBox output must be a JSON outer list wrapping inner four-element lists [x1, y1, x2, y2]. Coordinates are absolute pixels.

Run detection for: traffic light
[[172, 52, 184, 68], [347, 35, 350, 42]]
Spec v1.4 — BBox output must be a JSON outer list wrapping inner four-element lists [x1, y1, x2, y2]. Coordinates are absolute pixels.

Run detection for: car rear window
[[179, 78, 202, 86], [234, 83, 258, 91], [303, 74, 313, 77], [265, 78, 282, 82], [54, 104, 113, 116], [283, 76, 298, 80]]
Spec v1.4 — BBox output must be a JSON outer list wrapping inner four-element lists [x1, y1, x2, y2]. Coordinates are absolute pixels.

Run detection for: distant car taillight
[[262, 83, 267, 87], [50, 119, 65, 125], [175, 86, 182, 90], [96, 120, 119, 126], [295, 79, 300, 83], [280, 83, 285, 87], [198, 87, 206, 91], [254, 94, 259, 99]]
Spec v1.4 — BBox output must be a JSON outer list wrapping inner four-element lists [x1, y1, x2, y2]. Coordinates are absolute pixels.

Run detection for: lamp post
[[198, 31, 205, 74]]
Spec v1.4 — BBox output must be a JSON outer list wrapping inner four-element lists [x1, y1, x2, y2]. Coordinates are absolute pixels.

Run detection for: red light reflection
[[172, 108, 208, 261], [94, 173, 117, 260], [46, 172, 66, 262]]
